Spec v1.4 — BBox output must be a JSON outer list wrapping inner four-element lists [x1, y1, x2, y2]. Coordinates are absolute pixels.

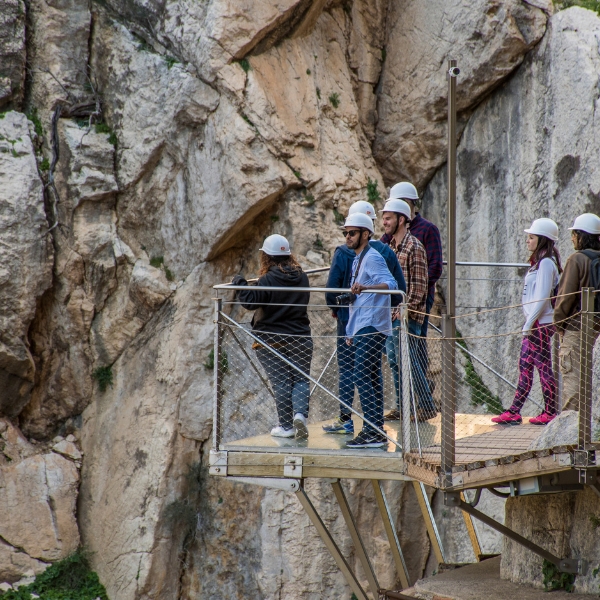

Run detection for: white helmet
[[379, 198, 412, 221], [260, 234, 291, 256], [341, 213, 374, 233], [568, 213, 600, 235], [389, 181, 419, 201], [524, 218, 558, 242], [348, 200, 376, 221]]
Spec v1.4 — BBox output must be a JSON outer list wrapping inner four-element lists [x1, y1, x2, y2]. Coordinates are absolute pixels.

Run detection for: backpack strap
[[579, 249, 600, 261]]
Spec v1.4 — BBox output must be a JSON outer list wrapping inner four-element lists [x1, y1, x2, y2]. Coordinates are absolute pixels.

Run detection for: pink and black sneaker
[[491, 411, 522, 425], [529, 412, 556, 425]]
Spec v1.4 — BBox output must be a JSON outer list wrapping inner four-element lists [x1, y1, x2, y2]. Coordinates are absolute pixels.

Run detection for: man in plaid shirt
[[380, 198, 436, 421]]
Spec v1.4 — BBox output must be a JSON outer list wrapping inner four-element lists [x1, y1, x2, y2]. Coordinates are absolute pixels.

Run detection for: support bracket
[[444, 492, 588, 575], [209, 450, 228, 476], [225, 476, 301, 492], [284, 456, 303, 478]]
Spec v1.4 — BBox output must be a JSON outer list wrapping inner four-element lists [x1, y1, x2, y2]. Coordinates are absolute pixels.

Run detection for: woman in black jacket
[[232, 235, 313, 439]]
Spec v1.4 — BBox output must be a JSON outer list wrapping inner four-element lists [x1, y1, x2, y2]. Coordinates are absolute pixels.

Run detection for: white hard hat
[[348, 200, 377, 221], [260, 234, 291, 256], [379, 198, 412, 221], [524, 218, 558, 242], [341, 213, 374, 233], [568, 213, 600, 235], [389, 181, 419, 201]]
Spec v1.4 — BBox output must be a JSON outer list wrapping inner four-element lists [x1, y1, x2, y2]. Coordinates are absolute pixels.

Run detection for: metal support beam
[[371, 480, 411, 589], [459, 491, 483, 561], [295, 487, 368, 600], [412, 482, 446, 564], [442, 58, 459, 487], [578, 288, 594, 452], [331, 480, 380, 600], [441, 314, 456, 484], [444, 493, 587, 574], [213, 297, 224, 450]]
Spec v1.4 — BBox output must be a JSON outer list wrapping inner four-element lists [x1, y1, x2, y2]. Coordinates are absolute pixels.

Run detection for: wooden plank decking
[[217, 413, 594, 489]]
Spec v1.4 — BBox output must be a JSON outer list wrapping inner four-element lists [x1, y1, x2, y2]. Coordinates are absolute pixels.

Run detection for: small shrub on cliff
[[26, 108, 43, 138], [0, 551, 108, 599], [204, 349, 229, 373], [238, 58, 251, 73], [542, 559, 575, 592], [328, 92, 340, 108], [366, 177, 381, 203], [554, 0, 600, 15], [92, 366, 113, 393], [39, 157, 50, 172], [94, 122, 111, 135]]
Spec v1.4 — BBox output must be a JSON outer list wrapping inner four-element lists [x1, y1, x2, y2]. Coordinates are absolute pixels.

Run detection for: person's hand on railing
[[231, 275, 247, 286]]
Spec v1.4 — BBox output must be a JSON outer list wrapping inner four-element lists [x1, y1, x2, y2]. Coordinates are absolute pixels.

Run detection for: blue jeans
[[386, 318, 435, 413], [337, 319, 355, 422], [417, 293, 435, 373], [353, 326, 386, 434], [256, 336, 313, 430]]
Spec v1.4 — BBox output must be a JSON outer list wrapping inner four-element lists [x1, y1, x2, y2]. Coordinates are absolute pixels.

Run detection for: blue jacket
[[325, 240, 406, 321]]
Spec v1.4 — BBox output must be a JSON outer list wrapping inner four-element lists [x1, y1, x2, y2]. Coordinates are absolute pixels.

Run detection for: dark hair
[[572, 230, 600, 252], [530, 235, 563, 274], [259, 252, 303, 276]]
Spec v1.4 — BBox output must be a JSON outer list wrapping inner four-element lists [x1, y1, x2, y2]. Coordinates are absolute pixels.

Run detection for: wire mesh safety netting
[[212, 288, 600, 482]]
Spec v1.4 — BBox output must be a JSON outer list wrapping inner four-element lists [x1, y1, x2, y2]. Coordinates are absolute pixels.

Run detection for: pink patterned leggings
[[509, 323, 557, 416]]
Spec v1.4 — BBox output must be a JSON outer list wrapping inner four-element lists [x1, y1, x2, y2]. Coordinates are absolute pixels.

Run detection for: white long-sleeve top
[[522, 257, 560, 333]]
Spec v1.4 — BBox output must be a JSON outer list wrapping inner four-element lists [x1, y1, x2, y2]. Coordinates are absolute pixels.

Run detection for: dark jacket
[[554, 250, 600, 332], [325, 241, 407, 321], [233, 265, 311, 336]]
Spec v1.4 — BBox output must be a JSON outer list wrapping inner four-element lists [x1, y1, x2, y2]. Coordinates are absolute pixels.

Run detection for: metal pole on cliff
[[441, 59, 459, 486]]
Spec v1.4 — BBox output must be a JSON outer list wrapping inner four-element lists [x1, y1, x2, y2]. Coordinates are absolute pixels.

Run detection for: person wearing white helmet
[[232, 234, 313, 439], [323, 201, 406, 435], [383, 182, 443, 340], [380, 197, 436, 422], [338, 213, 397, 448], [554, 213, 600, 411], [492, 218, 562, 426]]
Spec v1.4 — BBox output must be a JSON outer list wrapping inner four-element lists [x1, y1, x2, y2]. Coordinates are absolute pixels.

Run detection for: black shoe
[[384, 409, 402, 421], [346, 430, 387, 448]]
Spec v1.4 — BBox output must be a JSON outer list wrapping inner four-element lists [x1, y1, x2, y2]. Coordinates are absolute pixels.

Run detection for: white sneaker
[[271, 426, 295, 438], [293, 413, 309, 439]]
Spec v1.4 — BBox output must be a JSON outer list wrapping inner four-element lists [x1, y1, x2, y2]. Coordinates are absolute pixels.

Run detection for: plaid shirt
[[382, 212, 442, 297], [389, 232, 428, 324], [409, 213, 443, 297]]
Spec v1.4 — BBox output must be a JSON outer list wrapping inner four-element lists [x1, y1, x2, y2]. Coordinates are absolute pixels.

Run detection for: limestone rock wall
[[0, 0, 580, 596]]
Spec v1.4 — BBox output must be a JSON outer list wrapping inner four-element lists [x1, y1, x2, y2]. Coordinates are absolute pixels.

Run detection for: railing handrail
[[213, 284, 406, 297]]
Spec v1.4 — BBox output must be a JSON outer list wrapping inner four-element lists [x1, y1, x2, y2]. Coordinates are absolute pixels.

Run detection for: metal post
[[441, 314, 456, 485], [331, 480, 380, 600], [578, 288, 594, 451], [295, 487, 368, 600], [441, 59, 459, 487], [213, 297, 224, 450], [412, 482, 446, 564], [400, 304, 411, 454], [371, 480, 411, 589]]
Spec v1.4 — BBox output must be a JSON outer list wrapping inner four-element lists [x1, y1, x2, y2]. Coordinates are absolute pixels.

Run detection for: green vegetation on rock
[[92, 365, 113, 393], [0, 551, 108, 599]]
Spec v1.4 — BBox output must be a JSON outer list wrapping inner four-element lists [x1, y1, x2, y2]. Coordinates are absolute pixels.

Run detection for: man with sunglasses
[[337, 213, 397, 448], [324, 202, 406, 437]]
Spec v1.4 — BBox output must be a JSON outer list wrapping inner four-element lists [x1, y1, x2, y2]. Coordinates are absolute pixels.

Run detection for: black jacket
[[233, 266, 311, 336]]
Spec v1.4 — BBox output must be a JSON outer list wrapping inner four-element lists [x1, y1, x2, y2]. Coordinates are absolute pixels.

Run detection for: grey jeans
[[256, 336, 313, 430]]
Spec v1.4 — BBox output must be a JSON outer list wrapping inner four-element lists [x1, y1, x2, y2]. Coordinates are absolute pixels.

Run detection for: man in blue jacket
[[323, 201, 406, 434]]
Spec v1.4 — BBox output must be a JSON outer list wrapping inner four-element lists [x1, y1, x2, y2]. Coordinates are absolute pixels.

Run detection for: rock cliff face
[[4, 0, 598, 597]]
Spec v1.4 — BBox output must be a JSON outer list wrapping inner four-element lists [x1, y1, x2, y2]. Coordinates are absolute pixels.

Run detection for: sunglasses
[[343, 229, 362, 238]]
